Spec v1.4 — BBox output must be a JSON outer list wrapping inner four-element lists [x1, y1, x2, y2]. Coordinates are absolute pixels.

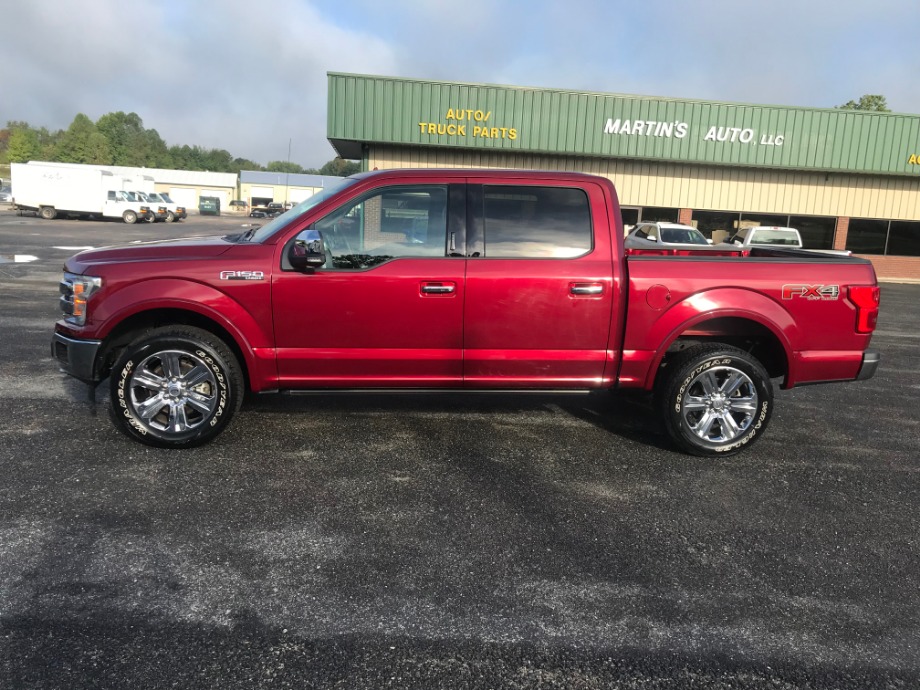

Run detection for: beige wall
[[369, 145, 920, 222]]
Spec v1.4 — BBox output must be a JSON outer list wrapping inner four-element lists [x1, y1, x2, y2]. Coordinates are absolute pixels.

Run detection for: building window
[[692, 211, 739, 242], [693, 211, 836, 248], [887, 221, 920, 257], [789, 216, 835, 249], [846, 219, 891, 255], [482, 186, 592, 258], [640, 207, 679, 223], [621, 207, 639, 229], [848, 218, 920, 256]]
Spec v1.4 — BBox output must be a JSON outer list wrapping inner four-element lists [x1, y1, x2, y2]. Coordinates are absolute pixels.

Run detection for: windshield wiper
[[239, 224, 261, 242]]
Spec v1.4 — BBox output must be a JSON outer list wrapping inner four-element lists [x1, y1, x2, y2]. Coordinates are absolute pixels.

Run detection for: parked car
[[0, 186, 12, 203], [725, 226, 851, 255], [625, 222, 711, 248], [228, 200, 249, 212]]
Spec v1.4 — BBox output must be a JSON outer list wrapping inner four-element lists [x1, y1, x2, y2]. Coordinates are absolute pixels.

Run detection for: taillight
[[848, 286, 880, 334]]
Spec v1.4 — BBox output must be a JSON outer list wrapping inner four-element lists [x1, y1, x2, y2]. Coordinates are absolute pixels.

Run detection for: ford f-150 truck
[[51, 169, 881, 455]]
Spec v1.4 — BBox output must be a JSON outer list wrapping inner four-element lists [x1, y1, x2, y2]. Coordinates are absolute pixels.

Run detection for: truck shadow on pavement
[[244, 389, 675, 453]]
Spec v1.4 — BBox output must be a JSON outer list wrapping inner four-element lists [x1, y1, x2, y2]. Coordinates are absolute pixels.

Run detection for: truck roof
[[349, 168, 613, 184]]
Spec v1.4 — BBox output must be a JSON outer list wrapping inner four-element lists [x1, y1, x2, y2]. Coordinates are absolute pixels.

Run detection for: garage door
[[289, 188, 315, 203], [169, 188, 197, 209], [251, 186, 274, 200]]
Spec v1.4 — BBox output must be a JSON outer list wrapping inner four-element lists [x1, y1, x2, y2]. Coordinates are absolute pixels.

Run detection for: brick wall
[[857, 255, 920, 283], [834, 217, 849, 251]]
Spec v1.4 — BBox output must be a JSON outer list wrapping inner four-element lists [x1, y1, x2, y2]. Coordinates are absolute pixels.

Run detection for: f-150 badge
[[220, 270, 265, 281]]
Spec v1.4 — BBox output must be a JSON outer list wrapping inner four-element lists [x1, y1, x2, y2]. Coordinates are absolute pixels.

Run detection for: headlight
[[60, 272, 103, 326]]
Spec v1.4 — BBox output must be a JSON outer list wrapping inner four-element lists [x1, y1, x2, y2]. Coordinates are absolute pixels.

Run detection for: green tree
[[96, 111, 147, 166], [55, 113, 100, 163], [836, 94, 890, 112], [6, 126, 41, 162], [266, 160, 306, 174], [228, 157, 263, 174], [318, 157, 360, 176]]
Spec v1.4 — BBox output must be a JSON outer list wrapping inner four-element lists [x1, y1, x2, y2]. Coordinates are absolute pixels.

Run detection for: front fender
[[625, 287, 798, 389], [90, 278, 274, 386]]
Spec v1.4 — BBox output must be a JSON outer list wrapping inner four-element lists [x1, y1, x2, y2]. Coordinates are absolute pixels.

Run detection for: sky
[[2, 0, 919, 169]]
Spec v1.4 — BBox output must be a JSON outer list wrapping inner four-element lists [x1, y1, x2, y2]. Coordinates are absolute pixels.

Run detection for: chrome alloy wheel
[[680, 365, 759, 443], [128, 349, 218, 435]]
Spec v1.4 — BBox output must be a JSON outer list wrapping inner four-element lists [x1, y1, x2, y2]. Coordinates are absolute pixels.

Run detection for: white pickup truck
[[725, 226, 851, 255]]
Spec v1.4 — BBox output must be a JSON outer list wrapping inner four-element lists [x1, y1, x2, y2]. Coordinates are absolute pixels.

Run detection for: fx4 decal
[[220, 270, 265, 281], [782, 284, 840, 300]]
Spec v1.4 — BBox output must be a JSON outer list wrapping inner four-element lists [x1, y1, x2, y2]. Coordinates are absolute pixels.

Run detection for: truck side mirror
[[289, 229, 327, 271]]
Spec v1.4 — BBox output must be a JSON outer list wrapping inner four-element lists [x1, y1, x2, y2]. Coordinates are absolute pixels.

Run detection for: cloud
[[1, 0, 918, 167]]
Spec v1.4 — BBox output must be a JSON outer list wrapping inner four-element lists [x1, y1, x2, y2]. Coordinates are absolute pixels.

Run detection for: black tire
[[656, 344, 773, 456], [166, 211, 176, 223], [40, 206, 57, 220], [123, 210, 138, 224], [109, 326, 243, 448], [145, 211, 157, 223]]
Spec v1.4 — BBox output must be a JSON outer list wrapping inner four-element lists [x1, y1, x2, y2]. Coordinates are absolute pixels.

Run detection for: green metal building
[[327, 72, 920, 280]]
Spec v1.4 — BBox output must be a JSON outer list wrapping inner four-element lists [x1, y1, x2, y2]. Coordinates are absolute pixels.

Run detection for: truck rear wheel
[[40, 206, 57, 220], [109, 326, 243, 448], [123, 210, 138, 224], [656, 344, 773, 456]]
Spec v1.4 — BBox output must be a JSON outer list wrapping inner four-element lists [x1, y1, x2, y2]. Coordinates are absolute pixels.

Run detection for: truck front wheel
[[166, 211, 176, 222], [109, 326, 243, 448], [123, 210, 138, 224], [656, 344, 773, 457]]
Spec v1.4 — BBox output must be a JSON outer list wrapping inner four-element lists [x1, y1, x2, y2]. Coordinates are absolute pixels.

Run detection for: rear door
[[462, 180, 617, 387]]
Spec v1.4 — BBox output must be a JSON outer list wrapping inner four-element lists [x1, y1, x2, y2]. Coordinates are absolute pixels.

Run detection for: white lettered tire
[[109, 326, 243, 448], [656, 344, 773, 456]]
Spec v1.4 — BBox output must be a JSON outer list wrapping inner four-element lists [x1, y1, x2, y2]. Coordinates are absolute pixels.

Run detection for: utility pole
[[285, 138, 291, 206]]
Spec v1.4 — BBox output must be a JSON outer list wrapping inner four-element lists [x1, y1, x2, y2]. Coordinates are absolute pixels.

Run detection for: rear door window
[[481, 186, 592, 258]]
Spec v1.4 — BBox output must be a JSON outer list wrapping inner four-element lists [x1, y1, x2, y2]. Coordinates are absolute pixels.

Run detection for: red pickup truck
[[52, 169, 880, 455]]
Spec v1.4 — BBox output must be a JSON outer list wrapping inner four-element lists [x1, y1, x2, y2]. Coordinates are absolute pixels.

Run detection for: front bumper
[[856, 349, 881, 381], [51, 332, 102, 383]]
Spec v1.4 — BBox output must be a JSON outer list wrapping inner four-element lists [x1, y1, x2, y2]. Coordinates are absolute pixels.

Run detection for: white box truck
[[11, 162, 153, 224]]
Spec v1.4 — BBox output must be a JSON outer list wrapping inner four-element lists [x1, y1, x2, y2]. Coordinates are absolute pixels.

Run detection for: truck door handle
[[570, 282, 604, 295], [420, 282, 456, 295]]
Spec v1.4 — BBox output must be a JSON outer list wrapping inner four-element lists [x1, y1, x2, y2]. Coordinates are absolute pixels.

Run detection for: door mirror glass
[[290, 229, 327, 270]]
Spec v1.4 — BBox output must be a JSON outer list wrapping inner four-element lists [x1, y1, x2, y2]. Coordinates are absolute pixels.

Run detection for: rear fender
[[641, 288, 797, 389]]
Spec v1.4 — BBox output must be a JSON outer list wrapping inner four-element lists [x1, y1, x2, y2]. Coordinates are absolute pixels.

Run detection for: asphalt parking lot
[[1, 208, 918, 689]]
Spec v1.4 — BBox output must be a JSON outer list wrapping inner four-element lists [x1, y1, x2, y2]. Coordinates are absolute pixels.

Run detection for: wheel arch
[[643, 290, 797, 390], [97, 308, 253, 391]]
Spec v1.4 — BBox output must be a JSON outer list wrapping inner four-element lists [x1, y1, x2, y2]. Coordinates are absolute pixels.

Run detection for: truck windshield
[[245, 177, 359, 242], [159, 193, 174, 203]]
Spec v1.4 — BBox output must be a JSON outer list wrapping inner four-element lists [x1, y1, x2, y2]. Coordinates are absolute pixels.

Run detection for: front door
[[271, 183, 465, 387]]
